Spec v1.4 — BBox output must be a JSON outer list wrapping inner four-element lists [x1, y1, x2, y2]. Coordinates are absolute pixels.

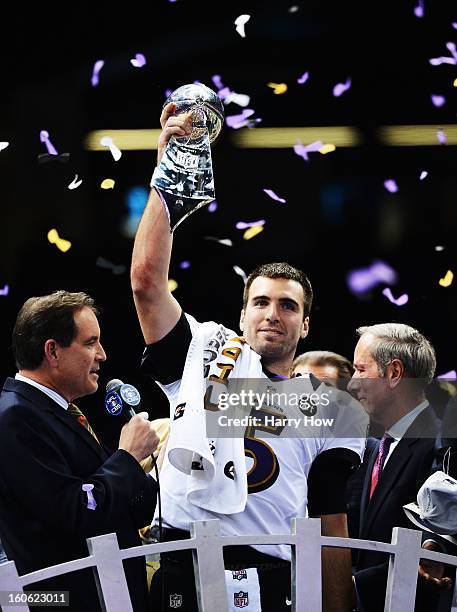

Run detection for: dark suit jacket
[[0, 378, 157, 611], [354, 406, 441, 612]]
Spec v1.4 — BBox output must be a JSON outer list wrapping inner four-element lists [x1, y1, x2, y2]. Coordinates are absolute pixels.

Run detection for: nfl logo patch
[[234, 591, 249, 608], [169, 593, 182, 608], [232, 569, 248, 581]]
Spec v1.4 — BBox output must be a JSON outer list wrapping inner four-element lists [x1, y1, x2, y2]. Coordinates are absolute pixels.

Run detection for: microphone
[[105, 378, 141, 420]]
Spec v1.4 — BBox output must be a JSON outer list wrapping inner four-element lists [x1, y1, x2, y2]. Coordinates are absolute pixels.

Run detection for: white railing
[[1, 518, 457, 611]]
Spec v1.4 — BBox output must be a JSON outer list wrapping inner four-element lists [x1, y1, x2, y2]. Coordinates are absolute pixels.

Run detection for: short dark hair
[[292, 350, 354, 389], [243, 262, 313, 318], [12, 291, 99, 370]]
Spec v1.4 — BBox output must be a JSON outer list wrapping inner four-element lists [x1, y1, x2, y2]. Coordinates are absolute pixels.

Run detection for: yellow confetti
[[47, 228, 71, 253], [453, 78, 457, 87], [267, 82, 288, 95], [319, 144, 336, 154], [101, 178, 115, 189], [439, 270, 454, 287], [243, 225, 264, 240], [168, 279, 178, 292]]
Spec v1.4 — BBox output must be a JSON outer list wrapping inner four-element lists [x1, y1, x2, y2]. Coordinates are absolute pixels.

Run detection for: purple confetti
[[236, 219, 266, 230], [297, 71, 309, 85], [384, 179, 398, 193], [130, 53, 147, 68], [382, 287, 409, 306], [39, 130, 58, 155], [263, 189, 286, 203], [164, 88, 173, 99], [293, 139, 323, 161], [208, 201, 218, 213], [431, 95, 446, 107], [179, 260, 191, 269], [91, 60, 105, 87], [0, 284, 9, 296], [212, 74, 224, 90], [217, 86, 231, 101], [437, 128, 447, 144], [413, 0, 424, 18], [437, 370, 457, 380], [347, 260, 398, 295], [226, 109, 255, 129], [419, 170, 428, 180], [452, 23, 457, 30], [446, 42, 457, 60], [333, 77, 351, 97], [429, 56, 457, 66], [82, 483, 97, 510]]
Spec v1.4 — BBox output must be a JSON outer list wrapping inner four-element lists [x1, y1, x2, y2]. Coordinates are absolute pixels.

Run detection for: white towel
[[225, 568, 261, 611], [166, 321, 263, 514]]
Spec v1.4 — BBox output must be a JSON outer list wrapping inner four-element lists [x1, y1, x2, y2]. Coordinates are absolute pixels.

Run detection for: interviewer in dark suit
[[0, 290, 159, 611], [348, 323, 448, 612]]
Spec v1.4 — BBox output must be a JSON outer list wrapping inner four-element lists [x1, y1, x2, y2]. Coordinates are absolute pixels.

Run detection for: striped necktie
[[67, 403, 100, 443], [369, 434, 394, 499]]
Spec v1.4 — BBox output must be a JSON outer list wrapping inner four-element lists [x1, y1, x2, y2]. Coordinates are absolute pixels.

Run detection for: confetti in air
[[419, 170, 428, 180], [91, 60, 105, 87], [100, 136, 122, 161], [383, 179, 399, 193], [0, 142, 9, 152], [236, 219, 266, 230], [347, 260, 398, 295], [294, 140, 324, 161], [208, 201, 218, 212], [297, 72, 309, 85], [82, 484, 97, 510], [130, 53, 147, 68], [47, 229, 71, 253], [267, 82, 288, 95], [168, 279, 178, 292], [382, 287, 409, 306], [96, 257, 126, 275], [68, 175, 83, 190], [319, 144, 336, 155], [413, 0, 424, 18], [333, 78, 352, 97], [179, 261, 191, 269], [234, 14, 250, 38], [233, 265, 248, 284], [205, 236, 233, 247], [40, 130, 58, 155], [439, 270, 454, 287], [263, 188, 286, 203], [0, 285, 9, 296], [437, 129, 447, 144], [223, 92, 251, 107], [435, 245, 445, 251], [431, 95, 446, 107], [437, 370, 457, 379], [244, 225, 264, 240], [100, 178, 115, 189], [226, 109, 255, 129]]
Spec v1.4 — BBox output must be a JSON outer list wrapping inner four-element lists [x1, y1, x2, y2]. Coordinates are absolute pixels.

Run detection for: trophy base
[[155, 188, 214, 232]]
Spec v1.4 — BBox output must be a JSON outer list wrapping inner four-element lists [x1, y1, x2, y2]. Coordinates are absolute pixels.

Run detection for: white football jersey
[[152, 314, 366, 561]]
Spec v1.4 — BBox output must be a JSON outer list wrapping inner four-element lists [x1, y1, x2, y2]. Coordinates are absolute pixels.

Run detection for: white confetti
[[234, 14, 250, 38]]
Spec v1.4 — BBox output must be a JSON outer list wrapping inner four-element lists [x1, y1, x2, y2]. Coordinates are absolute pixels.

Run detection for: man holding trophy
[[131, 84, 365, 611]]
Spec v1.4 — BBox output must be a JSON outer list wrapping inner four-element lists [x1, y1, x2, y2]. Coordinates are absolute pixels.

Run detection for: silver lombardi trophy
[[150, 83, 225, 232]]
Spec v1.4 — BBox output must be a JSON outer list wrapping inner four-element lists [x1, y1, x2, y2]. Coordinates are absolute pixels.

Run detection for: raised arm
[[131, 103, 192, 344]]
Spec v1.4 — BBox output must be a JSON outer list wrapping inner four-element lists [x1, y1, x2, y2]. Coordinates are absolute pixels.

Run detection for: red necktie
[[369, 434, 394, 499]]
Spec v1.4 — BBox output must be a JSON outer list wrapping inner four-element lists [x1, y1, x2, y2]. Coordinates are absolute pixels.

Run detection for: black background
[[0, 0, 456, 447]]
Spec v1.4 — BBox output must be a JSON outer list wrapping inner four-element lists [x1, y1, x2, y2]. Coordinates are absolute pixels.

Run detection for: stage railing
[[1, 517, 456, 611]]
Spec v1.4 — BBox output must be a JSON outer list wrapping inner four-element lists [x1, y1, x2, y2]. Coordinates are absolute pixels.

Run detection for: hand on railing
[[418, 540, 453, 592]]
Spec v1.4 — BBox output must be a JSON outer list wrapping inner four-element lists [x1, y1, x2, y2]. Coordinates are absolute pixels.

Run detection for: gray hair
[[356, 323, 436, 385]]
